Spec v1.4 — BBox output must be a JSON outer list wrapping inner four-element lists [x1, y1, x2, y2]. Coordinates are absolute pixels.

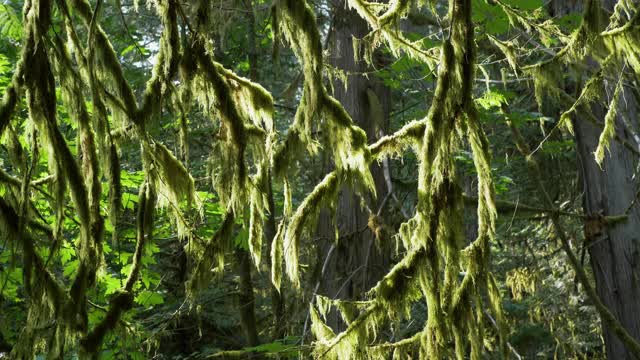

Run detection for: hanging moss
[[527, 65, 564, 112], [186, 211, 236, 298], [487, 34, 519, 75], [601, 6, 640, 76], [191, 43, 249, 213], [304, 1, 506, 358], [19, 7, 103, 340], [4, 0, 206, 356], [507, 111, 640, 358], [0, 60, 24, 139], [270, 219, 286, 292], [3, 0, 519, 357], [594, 78, 623, 166], [247, 169, 267, 267], [1, 195, 69, 359], [285, 170, 340, 287], [80, 289, 134, 355], [53, 28, 105, 262], [145, 141, 198, 238], [558, 69, 606, 135], [81, 180, 155, 355], [273, 0, 377, 193], [140, 0, 180, 126], [346, 0, 437, 64], [369, 119, 426, 158]]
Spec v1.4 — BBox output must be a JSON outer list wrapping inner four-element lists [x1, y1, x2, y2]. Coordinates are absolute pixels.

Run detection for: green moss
[[146, 141, 198, 238], [187, 211, 236, 298], [594, 79, 622, 166], [308, 1, 506, 358], [285, 170, 340, 287]]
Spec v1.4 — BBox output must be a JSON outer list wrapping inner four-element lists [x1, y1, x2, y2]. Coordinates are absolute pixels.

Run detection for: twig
[[484, 309, 522, 360], [301, 244, 336, 345]]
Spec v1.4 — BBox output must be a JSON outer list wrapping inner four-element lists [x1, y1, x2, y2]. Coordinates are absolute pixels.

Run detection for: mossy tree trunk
[[316, 0, 391, 332], [575, 85, 640, 359], [549, 1, 640, 358]]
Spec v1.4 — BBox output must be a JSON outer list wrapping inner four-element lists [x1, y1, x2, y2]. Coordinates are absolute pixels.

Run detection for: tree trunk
[[264, 178, 286, 340], [316, 2, 391, 331], [243, 0, 285, 340], [234, 248, 260, 346], [575, 86, 640, 359], [550, 1, 640, 358]]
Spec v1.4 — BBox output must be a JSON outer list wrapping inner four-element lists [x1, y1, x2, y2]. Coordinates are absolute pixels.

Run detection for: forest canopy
[[1, 0, 640, 359]]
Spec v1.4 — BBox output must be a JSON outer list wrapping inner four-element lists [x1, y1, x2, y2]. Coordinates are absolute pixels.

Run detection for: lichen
[[594, 78, 623, 167]]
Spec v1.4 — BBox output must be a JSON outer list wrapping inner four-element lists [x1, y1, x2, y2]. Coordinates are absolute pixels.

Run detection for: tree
[[548, 0, 640, 358], [314, 0, 392, 332]]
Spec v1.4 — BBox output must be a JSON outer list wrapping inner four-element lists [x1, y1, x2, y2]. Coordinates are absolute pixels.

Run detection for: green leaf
[[141, 253, 157, 266], [236, 60, 250, 73], [120, 43, 149, 57], [63, 260, 79, 278], [474, 0, 543, 35], [135, 290, 164, 306], [541, 139, 574, 155], [141, 269, 161, 289], [129, 351, 146, 360], [121, 170, 145, 188], [0, 54, 10, 75], [0, 4, 22, 41], [100, 350, 115, 360], [117, 251, 133, 265], [557, 13, 582, 31], [121, 263, 133, 276], [60, 245, 75, 265], [496, 175, 514, 194], [121, 192, 139, 209], [0, 267, 22, 301], [476, 90, 509, 109], [473, 1, 510, 35], [234, 228, 249, 251], [102, 274, 122, 295]]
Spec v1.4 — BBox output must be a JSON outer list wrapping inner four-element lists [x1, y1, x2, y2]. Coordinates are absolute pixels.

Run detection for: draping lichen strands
[[594, 77, 623, 166], [0, 0, 515, 357], [272, 0, 375, 190], [304, 0, 506, 358], [80, 180, 157, 356], [272, 0, 379, 291], [346, 0, 436, 64], [2, 0, 98, 357], [284, 171, 340, 287], [1, 0, 211, 356], [177, 1, 277, 287]]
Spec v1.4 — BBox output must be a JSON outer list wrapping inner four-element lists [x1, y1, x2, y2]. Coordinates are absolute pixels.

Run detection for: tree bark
[[234, 248, 260, 346], [575, 85, 640, 359], [264, 178, 286, 340], [550, 1, 640, 358], [316, 1, 391, 331]]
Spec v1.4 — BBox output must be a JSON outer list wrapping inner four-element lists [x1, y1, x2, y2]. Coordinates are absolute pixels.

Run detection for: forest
[[1, 0, 640, 358]]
